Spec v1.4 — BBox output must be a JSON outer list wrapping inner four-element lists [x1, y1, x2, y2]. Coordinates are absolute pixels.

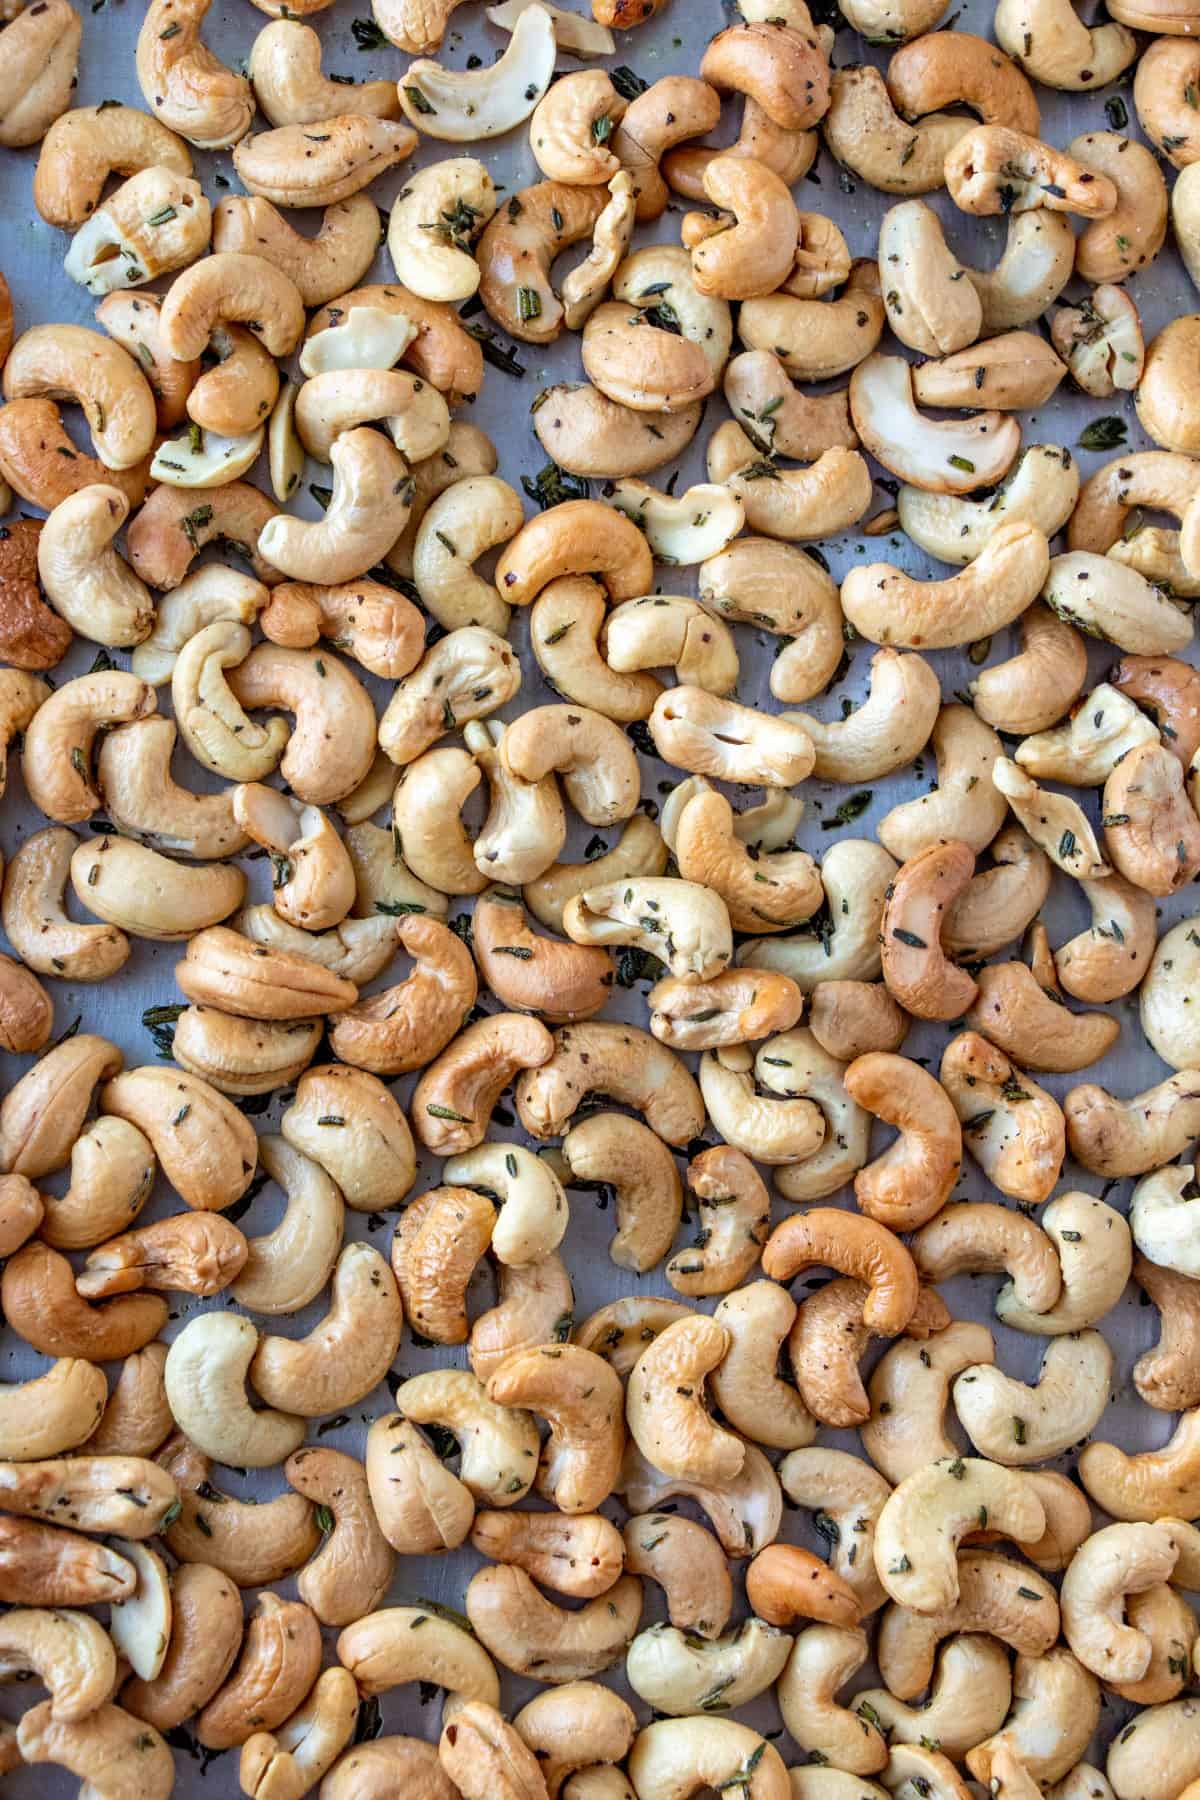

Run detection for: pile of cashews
[[4, 0, 1200, 1794]]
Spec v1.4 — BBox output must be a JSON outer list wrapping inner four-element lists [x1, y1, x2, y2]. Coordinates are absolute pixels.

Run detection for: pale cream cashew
[[232, 784, 354, 933], [967, 1648, 1100, 1789], [561, 172, 638, 331], [1060, 1521, 1180, 1685], [1106, 1699, 1200, 1800], [251, 1241, 402, 1419], [912, 1198, 1061, 1316], [389, 746, 485, 898], [848, 352, 1020, 498], [971, 603, 1087, 737], [821, 66, 967, 196], [899, 445, 1078, 568], [514, 1683, 635, 1800], [954, 1333, 1113, 1465], [411, 477, 522, 634], [779, 1445, 892, 1616], [1132, 1253, 1200, 1412], [530, 71, 626, 185], [337, 1603, 499, 1707], [1141, 914, 1200, 1068], [722, 349, 857, 469], [1017, 682, 1157, 786], [843, 523, 1047, 651], [698, 1044, 825, 1167], [131, 564, 268, 687], [627, 1617, 791, 1718], [649, 687, 815, 788], [857, 1635, 1014, 1759], [70, 834, 245, 942], [3, 827, 128, 983], [164, 1311, 304, 1468], [606, 481, 745, 568], [394, 1367, 540, 1506], [172, 620, 289, 785], [379, 627, 519, 766], [627, 1718, 789, 1800], [740, 839, 898, 991], [878, 706, 1008, 862], [1131, 1162, 1200, 1279], [778, 1625, 886, 1774], [874, 1458, 1045, 1612], [878, 199, 982, 355], [524, 814, 667, 936], [533, 383, 699, 482], [940, 1030, 1065, 1205], [231, 1134, 343, 1315], [564, 877, 732, 984], [249, 19, 398, 127], [226, 642, 377, 806], [532, 577, 662, 723], [399, 1, 555, 139], [706, 426, 872, 543], [995, 1189, 1132, 1339], [501, 705, 639, 827], [1065, 1072, 1200, 1177], [992, 756, 1111, 879], [697, 535, 843, 703], [36, 485, 153, 649], [0, 1358, 107, 1464], [784, 648, 940, 783], [1043, 550, 1192, 653], [862, 1320, 995, 1484], [257, 429, 414, 587], [236, 906, 403, 988], [365, 1412, 473, 1555], [710, 1281, 816, 1451], [294, 368, 449, 465], [0, 1452, 178, 1537], [914, 331, 1067, 409]]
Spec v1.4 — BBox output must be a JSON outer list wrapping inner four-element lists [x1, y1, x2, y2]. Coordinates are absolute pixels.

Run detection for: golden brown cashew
[[322, 1738, 459, 1800], [845, 1051, 961, 1230], [87, 1342, 171, 1457], [0, 518, 68, 672], [763, 1208, 918, 1335], [135, 0, 252, 148], [517, 1020, 704, 1147], [0, 1514, 135, 1607], [0, 1358, 107, 1462], [477, 181, 608, 345], [842, 522, 1045, 647], [159, 1435, 320, 1587], [466, 1564, 643, 1683], [232, 115, 416, 207], [626, 1314, 741, 1485], [0, 1174, 44, 1260], [212, 193, 379, 308], [514, 1683, 635, 1800], [99, 1062, 258, 1213], [364, 1412, 473, 1555], [561, 1112, 680, 1274], [390, 1183, 495, 1344], [2, 828, 128, 983], [822, 66, 968, 196], [0, 0, 81, 150], [0, 396, 149, 514], [488, 1344, 624, 1512], [722, 349, 857, 468], [77, 1212, 246, 1299], [649, 968, 803, 1052], [413, 1014, 554, 1155], [747, 1544, 860, 1631], [473, 890, 612, 1024], [880, 839, 978, 1021], [912, 1200, 1061, 1315], [95, 289, 198, 432], [967, 958, 1120, 1073], [887, 31, 1039, 131], [35, 102, 191, 226], [610, 76, 722, 220], [122, 1562, 243, 1733], [440, 1701, 550, 1800], [1133, 1254, 1200, 1411], [472, 1510, 624, 1600], [862, 1318, 995, 1484], [787, 1280, 949, 1430], [946, 124, 1117, 217], [285, 1446, 395, 1626], [249, 18, 399, 127], [0, 1034, 124, 1185], [17, 1701, 173, 1800], [2, 1242, 166, 1361], [22, 668, 156, 826], [329, 914, 477, 1077], [196, 1592, 321, 1752], [496, 501, 652, 607]]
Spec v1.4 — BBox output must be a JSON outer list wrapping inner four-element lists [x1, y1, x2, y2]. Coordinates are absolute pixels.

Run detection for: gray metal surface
[[0, 0, 1195, 1789]]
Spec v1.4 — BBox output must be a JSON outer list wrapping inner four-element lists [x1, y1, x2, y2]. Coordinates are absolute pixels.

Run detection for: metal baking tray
[[0, 0, 1195, 1788]]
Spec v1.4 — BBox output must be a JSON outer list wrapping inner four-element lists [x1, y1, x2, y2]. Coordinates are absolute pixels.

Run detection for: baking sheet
[[0, 0, 1197, 1789]]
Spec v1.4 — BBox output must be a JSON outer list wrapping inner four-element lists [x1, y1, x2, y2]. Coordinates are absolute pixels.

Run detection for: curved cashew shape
[[472, 1510, 624, 1601], [875, 1458, 1045, 1612], [862, 1319, 995, 1485], [996, 1190, 1132, 1336], [626, 1617, 792, 1719], [164, 1311, 304, 1468], [249, 19, 399, 127], [258, 429, 413, 587], [764, 1208, 918, 1335], [778, 1626, 886, 1775], [941, 1031, 1065, 1206], [17, 1701, 173, 1800], [628, 1718, 789, 1800], [707, 1282, 815, 1451], [954, 1332, 1112, 1464], [662, 1145, 768, 1298], [845, 1051, 962, 1230], [466, 1563, 642, 1683], [398, 1, 555, 139], [1080, 1409, 1200, 1524], [626, 1314, 741, 1486], [912, 1199, 1061, 1316], [900, 445, 1078, 569], [843, 523, 1047, 650], [1061, 1521, 1179, 1684], [487, 1343, 623, 1514], [252, 1242, 401, 1418], [3, 827, 129, 983], [37, 485, 153, 649], [848, 353, 1020, 499]]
